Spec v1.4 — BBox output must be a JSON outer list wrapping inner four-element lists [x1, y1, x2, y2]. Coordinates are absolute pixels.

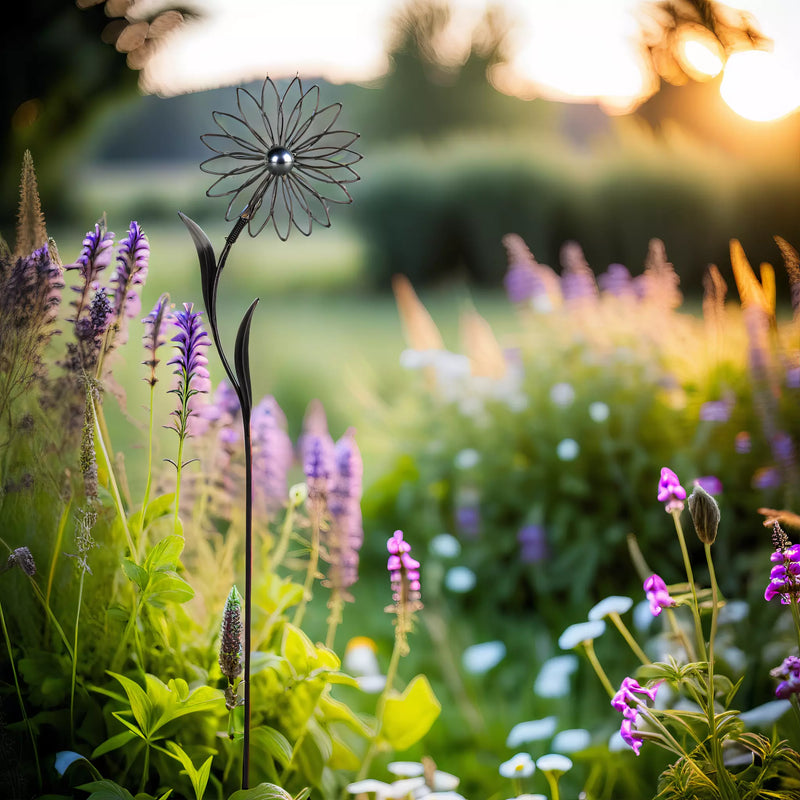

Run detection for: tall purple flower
[[65, 222, 115, 324], [251, 395, 293, 517], [657, 467, 686, 513], [324, 427, 364, 596], [598, 263, 636, 300], [299, 399, 335, 514], [142, 294, 171, 388], [386, 530, 423, 655], [168, 303, 212, 440], [611, 677, 659, 756], [644, 574, 677, 616], [765, 522, 800, 605], [559, 241, 598, 306], [109, 221, 150, 346]]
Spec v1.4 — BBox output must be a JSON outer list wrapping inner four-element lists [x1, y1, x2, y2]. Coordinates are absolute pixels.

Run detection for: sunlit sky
[[138, 0, 800, 121]]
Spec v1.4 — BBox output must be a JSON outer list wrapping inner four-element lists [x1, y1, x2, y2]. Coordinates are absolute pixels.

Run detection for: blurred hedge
[[353, 135, 800, 293]]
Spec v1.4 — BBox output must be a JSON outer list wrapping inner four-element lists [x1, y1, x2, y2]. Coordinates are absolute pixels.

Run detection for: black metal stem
[[204, 212, 254, 790], [241, 408, 253, 789]]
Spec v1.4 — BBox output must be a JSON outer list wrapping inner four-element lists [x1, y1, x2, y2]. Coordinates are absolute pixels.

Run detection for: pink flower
[[644, 574, 677, 616]]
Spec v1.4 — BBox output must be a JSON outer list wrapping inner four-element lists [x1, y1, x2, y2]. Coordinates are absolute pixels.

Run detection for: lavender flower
[[141, 294, 171, 388], [735, 432, 751, 454], [644, 574, 677, 616], [111, 221, 150, 326], [765, 523, 800, 604], [559, 241, 598, 305], [299, 399, 335, 514], [611, 677, 659, 756], [699, 400, 732, 423], [65, 222, 114, 323], [168, 303, 211, 440], [324, 427, 364, 595], [517, 524, 548, 563], [386, 530, 423, 654], [657, 467, 686, 512], [597, 263, 636, 299], [251, 395, 293, 517], [770, 656, 800, 699]]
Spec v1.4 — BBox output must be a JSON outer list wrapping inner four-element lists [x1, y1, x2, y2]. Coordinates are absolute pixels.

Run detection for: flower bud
[[688, 484, 720, 544]]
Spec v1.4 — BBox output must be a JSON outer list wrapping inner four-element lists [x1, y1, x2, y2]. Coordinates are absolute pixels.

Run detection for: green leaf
[[143, 572, 194, 607], [379, 675, 441, 751], [144, 535, 185, 573], [122, 559, 148, 592], [107, 672, 153, 735], [282, 625, 317, 677], [251, 725, 294, 767], [165, 741, 212, 800], [143, 493, 177, 529], [91, 729, 139, 758], [77, 780, 136, 800], [227, 784, 293, 800]]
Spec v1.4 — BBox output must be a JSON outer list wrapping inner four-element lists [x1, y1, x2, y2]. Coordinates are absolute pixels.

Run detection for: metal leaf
[[233, 298, 259, 418], [178, 212, 218, 323]]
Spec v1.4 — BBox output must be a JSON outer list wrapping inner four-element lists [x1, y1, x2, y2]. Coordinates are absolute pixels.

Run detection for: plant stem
[[608, 612, 650, 665], [355, 633, 404, 782], [543, 772, 560, 800], [173, 432, 185, 534], [0, 598, 41, 790], [293, 505, 321, 629], [90, 393, 134, 556], [271, 494, 298, 570], [45, 500, 71, 618], [139, 383, 157, 556], [325, 591, 343, 651], [70, 567, 86, 745], [671, 510, 707, 662], [790, 595, 800, 655], [583, 639, 616, 699]]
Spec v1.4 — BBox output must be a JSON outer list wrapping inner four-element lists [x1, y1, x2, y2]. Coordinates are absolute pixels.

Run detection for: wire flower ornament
[[180, 75, 361, 790], [200, 76, 361, 240]]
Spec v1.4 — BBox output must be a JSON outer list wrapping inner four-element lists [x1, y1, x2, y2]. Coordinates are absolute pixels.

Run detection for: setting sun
[[720, 49, 800, 122]]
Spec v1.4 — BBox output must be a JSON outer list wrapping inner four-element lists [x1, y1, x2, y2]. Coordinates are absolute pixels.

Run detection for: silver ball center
[[266, 146, 294, 176]]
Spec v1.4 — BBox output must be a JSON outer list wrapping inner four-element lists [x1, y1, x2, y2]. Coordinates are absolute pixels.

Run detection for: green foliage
[[379, 674, 441, 750], [354, 135, 800, 291]]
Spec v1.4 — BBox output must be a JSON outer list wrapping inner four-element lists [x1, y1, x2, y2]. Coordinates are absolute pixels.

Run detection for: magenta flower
[[657, 467, 686, 512], [771, 656, 800, 699], [386, 530, 423, 654], [644, 574, 677, 616], [611, 677, 659, 756], [765, 527, 800, 605]]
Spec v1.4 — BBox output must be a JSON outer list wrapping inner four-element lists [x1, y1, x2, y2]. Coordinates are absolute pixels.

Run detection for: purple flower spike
[[518, 524, 548, 563], [325, 428, 364, 594], [113, 221, 150, 322], [300, 399, 335, 512], [168, 303, 212, 440], [644, 574, 677, 616], [251, 395, 294, 517], [658, 467, 686, 512], [66, 222, 115, 324]]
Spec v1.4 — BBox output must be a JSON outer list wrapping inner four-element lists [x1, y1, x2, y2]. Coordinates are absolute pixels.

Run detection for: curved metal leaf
[[178, 212, 218, 322], [234, 298, 260, 418]]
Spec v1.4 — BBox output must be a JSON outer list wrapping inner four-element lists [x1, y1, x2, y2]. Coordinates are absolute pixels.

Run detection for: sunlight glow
[[720, 49, 800, 121], [681, 39, 724, 79]]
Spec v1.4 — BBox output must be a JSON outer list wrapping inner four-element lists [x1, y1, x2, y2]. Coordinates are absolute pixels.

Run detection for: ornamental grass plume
[[219, 585, 244, 713]]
